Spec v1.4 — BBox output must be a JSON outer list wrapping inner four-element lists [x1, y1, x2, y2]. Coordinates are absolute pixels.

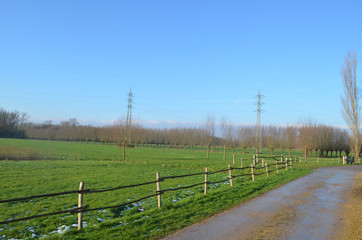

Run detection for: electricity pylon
[[126, 88, 133, 145], [256, 90, 264, 154]]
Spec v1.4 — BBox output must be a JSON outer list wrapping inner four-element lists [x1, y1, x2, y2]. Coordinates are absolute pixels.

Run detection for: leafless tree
[[264, 125, 279, 156], [113, 118, 128, 160], [168, 128, 178, 149], [334, 128, 350, 156], [0, 108, 28, 138], [220, 118, 233, 160], [298, 118, 319, 161], [205, 114, 215, 159], [341, 50, 360, 163], [285, 126, 297, 157], [238, 126, 252, 154]]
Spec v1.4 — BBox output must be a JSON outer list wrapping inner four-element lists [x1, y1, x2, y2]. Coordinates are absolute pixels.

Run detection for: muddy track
[[163, 165, 361, 240]]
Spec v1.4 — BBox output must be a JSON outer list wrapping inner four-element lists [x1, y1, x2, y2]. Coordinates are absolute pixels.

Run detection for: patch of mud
[[248, 206, 298, 240]]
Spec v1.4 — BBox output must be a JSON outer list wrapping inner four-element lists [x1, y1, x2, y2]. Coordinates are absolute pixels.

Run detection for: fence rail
[[0, 189, 90, 204], [1, 156, 293, 228], [88, 180, 159, 193]]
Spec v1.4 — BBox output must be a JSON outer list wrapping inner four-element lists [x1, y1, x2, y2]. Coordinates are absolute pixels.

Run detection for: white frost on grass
[[133, 216, 149, 223], [71, 222, 87, 228], [25, 226, 36, 233], [111, 222, 124, 228], [47, 221, 87, 237], [31, 233, 39, 238], [51, 225, 71, 234], [172, 197, 182, 203]]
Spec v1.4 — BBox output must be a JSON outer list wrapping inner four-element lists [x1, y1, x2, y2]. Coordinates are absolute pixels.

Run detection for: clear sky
[[1, 0, 362, 129]]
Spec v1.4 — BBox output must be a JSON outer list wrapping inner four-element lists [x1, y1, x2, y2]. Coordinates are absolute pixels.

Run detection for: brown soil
[[249, 206, 298, 240]]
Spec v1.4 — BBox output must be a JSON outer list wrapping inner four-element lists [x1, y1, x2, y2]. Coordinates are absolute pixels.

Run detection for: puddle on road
[[286, 167, 359, 240]]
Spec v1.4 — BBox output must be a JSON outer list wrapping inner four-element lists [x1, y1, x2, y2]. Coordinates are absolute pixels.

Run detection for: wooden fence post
[[285, 158, 288, 170], [253, 155, 256, 166], [228, 164, 233, 187], [156, 173, 161, 208], [251, 164, 255, 181], [262, 158, 264, 167], [241, 158, 243, 168], [204, 168, 208, 195], [266, 163, 269, 177], [276, 160, 279, 174], [281, 155, 283, 163], [78, 181, 84, 230], [290, 159, 292, 168], [233, 154, 235, 165]]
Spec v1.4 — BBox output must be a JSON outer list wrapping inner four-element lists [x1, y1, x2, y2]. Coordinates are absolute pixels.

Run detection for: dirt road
[[163, 165, 361, 240]]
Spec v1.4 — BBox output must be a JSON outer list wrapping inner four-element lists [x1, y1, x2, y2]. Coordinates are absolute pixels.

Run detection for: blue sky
[[1, 0, 361, 128]]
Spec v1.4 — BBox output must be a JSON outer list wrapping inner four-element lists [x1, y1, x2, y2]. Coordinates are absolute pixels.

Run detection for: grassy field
[[0, 138, 344, 239]]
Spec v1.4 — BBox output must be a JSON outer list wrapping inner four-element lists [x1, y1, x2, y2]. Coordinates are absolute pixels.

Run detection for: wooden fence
[[295, 156, 346, 164], [0, 155, 291, 230]]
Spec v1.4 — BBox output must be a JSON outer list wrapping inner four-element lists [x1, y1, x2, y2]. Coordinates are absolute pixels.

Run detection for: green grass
[[0, 138, 344, 239]]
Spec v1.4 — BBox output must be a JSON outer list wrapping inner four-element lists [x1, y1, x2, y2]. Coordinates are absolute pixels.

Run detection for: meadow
[[0, 138, 343, 239]]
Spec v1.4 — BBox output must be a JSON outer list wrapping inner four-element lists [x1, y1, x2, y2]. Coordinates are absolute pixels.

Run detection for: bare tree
[[205, 114, 215, 159], [334, 128, 350, 156], [299, 118, 319, 161], [238, 126, 254, 154], [220, 118, 233, 160], [264, 125, 278, 155], [0, 108, 28, 138], [341, 50, 360, 163], [169, 128, 180, 149], [113, 118, 128, 160], [285, 126, 297, 157]]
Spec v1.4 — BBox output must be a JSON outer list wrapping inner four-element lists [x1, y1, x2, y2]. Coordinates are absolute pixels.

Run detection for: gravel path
[[163, 165, 361, 240]]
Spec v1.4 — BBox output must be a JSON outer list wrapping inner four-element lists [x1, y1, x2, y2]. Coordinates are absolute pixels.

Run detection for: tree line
[[0, 108, 29, 138], [21, 116, 351, 159]]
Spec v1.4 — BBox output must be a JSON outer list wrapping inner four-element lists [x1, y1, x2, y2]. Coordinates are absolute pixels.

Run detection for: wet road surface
[[163, 165, 361, 240]]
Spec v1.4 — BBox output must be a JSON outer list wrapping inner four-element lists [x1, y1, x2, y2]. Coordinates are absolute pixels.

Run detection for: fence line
[[88, 180, 159, 193], [1, 157, 292, 228], [0, 206, 89, 225], [207, 169, 230, 175], [160, 172, 205, 180], [80, 194, 160, 213], [0, 189, 91, 204]]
